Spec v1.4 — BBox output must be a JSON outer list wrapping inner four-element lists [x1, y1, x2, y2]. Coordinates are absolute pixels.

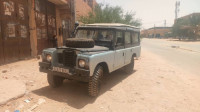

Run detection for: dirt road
[[0, 48, 200, 112]]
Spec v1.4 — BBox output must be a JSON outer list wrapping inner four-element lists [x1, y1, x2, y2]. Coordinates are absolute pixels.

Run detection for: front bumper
[[39, 62, 51, 73], [39, 62, 90, 82]]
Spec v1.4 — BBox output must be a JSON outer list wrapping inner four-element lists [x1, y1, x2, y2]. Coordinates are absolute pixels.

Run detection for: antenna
[[175, 1, 180, 20]]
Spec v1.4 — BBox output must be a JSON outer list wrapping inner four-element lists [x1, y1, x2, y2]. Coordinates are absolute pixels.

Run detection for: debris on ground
[[37, 98, 46, 105], [171, 45, 180, 48], [2, 70, 7, 73], [36, 55, 40, 60], [24, 99, 30, 103], [14, 110, 20, 112], [25, 98, 46, 112], [17, 104, 24, 110]]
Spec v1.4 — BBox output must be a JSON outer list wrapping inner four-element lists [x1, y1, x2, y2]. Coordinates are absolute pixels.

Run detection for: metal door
[[114, 31, 126, 70], [0, 20, 5, 64], [17, 0, 30, 59], [47, 1, 56, 47], [0, 0, 30, 63], [35, 0, 48, 54], [0, 0, 20, 62]]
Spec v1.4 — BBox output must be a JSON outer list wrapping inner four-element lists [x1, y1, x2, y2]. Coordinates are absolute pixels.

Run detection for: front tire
[[47, 73, 64, 88], [88, 65, 104, 97]]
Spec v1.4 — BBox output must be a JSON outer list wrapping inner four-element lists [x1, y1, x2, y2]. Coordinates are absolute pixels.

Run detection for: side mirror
[[71, 21, 79, 38], [75, 21, 79, 28]]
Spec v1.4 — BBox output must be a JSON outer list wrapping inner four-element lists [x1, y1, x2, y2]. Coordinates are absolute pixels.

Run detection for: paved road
[[142, 38, 200, 76]]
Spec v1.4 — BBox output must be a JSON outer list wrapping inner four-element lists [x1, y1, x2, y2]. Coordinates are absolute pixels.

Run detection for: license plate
[[52, 67, 69, 74]]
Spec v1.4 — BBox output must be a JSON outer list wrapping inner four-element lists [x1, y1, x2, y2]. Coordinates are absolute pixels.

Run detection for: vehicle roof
[[78, 23, 140, 32]]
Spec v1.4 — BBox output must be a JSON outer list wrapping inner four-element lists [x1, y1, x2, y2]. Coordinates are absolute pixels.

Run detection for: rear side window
[[125, 32, 131, 44], [116, 31, 123, 46], [132, 32, 139, 44]]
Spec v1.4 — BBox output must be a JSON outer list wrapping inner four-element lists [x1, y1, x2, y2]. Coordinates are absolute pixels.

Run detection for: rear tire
[[124, 57, 135, 74], [88, 65, 104, 97], [47, 73, 64, 88]]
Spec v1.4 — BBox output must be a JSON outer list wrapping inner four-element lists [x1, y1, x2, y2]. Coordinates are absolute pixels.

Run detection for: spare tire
[[66, 38, 95, 48]]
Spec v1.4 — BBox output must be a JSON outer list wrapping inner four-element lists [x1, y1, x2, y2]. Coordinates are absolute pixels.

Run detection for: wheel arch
[[96, 62, 109, 75], [132, 53, 137, 58]]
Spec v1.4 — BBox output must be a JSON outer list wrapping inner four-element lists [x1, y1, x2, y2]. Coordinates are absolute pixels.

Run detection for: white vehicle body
[[40, 23, 141, 80]]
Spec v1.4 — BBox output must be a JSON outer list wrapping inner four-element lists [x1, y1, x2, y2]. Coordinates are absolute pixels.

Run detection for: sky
[[96, 0, 200, 29]]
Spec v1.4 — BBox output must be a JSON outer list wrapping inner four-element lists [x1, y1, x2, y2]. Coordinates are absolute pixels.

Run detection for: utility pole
[[154, 24, 156, 38], [164, 20, 166, 27], [175, 1, 180, 20]]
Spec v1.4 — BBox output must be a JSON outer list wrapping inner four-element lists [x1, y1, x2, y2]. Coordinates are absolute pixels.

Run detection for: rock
[[100, 107, 104, 109], [2, 70, 7, 73], [3, 76, 8, 79], [0, 80, 26, 105]]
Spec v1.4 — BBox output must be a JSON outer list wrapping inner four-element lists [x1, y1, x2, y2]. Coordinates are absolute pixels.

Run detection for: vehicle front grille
[[58, 53, 63, 64], [58, 49, 76, 67]]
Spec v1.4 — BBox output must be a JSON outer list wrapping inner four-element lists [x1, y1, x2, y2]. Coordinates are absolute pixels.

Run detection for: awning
[[48, 0, 68, 5]]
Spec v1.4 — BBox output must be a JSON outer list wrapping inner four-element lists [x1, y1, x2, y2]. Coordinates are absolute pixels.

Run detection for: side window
[[132, 32, 139, 44], [125, 32, 131, 45], [116, 31, 123, 46]]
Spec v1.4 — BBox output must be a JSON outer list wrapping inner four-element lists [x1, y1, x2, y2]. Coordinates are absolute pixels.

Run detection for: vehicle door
[[124, 31, 133, 65], [114, 31, 126, 70], [35, 0, 48, 54], [132, 32, 141, 57]]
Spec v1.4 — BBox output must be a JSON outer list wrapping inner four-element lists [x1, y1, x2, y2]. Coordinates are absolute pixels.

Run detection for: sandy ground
[[0, 49, 200, 112]]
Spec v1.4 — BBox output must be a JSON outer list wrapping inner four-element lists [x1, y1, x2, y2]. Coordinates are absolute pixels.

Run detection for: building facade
[[141, 27, 172, 38], [75, 0, 97, 21], [174, 13, 200, 39], [0, 0, 96, 65]]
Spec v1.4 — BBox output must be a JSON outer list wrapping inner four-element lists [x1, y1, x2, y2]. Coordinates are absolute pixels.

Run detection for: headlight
[[46, 55, 52, 62], [79, 60, 86, 68]]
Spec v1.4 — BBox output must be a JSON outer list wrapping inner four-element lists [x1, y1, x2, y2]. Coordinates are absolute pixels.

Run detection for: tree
[[79, 4, 142, 27], [172, 14, 200, 40]]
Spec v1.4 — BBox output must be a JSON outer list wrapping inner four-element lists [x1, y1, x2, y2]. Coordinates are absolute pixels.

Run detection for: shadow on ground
[[33, 69, 137, 109]]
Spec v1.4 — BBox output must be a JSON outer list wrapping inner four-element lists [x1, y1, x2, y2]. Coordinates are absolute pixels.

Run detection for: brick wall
[[75, 0, 96, 21]]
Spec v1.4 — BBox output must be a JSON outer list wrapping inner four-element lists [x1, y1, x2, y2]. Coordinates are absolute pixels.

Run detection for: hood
[[58, 46, 109, 52], [76, 46, 109, 52]]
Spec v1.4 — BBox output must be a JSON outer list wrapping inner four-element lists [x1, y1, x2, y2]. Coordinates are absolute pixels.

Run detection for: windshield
[[76, 29, 114, 41]]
